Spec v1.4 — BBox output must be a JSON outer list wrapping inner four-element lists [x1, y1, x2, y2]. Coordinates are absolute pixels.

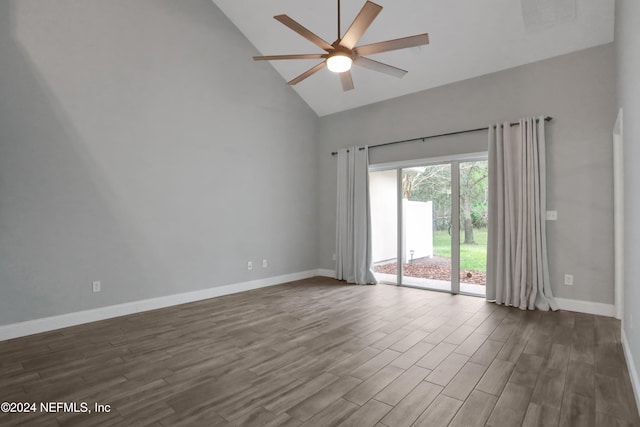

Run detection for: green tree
[[401, 162, 488, 241], [459, 161, 488, 244], [402, 165, 451, 230]]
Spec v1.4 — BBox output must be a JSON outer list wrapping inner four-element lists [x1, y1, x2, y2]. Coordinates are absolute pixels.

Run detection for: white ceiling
[[212, 0, 614, 116]]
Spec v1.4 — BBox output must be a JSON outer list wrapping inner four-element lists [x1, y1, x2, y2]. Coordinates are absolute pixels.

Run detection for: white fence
[[370, 168, 433, 264], [402, 199, 433, 263]]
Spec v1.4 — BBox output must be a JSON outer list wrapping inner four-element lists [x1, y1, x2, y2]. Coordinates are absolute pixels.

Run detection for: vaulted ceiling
[[212, 0, 614, 116]]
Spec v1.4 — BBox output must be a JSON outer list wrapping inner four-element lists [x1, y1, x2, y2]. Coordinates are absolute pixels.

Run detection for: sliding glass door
[[370, 155, 487, 297], [458, 160, 488, 296], [400, 165, 452, 292], [370, 169, 399, 285]]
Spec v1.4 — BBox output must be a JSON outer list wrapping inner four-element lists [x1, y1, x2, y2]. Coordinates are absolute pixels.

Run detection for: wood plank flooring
[[0, 277, 638, 426]]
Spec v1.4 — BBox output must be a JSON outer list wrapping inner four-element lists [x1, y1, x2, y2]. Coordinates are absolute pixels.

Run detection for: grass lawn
[[433, 229, 487, 271]]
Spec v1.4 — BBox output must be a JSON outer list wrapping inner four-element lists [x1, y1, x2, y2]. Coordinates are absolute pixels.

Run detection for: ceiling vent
[[521, 0, 576, 32]]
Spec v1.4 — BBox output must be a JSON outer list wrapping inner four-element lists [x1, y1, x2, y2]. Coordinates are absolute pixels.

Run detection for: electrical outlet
[[546, 211, 558, 221], [564, 274, 573, 286], [262, 259, 268, 268], [332, 253, 337, 261], [247, 261, 252, 271], [92, 281, 101, 293]]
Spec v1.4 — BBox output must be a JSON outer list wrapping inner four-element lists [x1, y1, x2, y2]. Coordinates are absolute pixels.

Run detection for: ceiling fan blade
[[339, 1, 383, 49], [288, 61, 327, 85], [274, 15, 334, 51], [354, 56, 407, 78], [253, 54, 327, 61], [354, 33, 429, 56], [339, 70, 355, 91]]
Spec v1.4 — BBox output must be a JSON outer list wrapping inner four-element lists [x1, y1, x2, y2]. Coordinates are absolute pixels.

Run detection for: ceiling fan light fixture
[[326, 54, 353, 73]]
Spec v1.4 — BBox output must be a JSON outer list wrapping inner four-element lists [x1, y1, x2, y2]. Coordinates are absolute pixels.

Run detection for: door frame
[[614, 108, 624, 321]]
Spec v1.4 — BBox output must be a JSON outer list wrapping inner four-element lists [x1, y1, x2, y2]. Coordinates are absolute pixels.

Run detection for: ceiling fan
[[253, 0, 429, 91]]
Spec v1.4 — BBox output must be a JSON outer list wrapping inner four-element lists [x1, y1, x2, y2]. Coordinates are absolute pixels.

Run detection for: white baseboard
[[0, 272, 617, 342], [314, 274, 616, 317], [622, 327, 640, 412], [0, 270, 319, 341], [316, 268, 336, 278], [554, 297, 616, 317], [314, 274, 616, 318]]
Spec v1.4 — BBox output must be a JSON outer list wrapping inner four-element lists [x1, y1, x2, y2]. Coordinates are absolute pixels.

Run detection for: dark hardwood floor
[[1, 277, 638, 426]]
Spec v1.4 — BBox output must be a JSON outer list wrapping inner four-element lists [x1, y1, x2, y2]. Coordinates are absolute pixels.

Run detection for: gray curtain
[[486, 117, 558, 311], [336, 147, 377, 285]]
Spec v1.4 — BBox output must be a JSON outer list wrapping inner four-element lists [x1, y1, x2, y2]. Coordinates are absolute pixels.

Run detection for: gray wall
[[617, 0, 640, 380], [0, 0, 318, 325], [317, 44, 617, 305]]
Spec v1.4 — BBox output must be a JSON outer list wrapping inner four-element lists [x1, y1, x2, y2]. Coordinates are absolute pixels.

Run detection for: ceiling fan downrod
[[337, 0, 341, 40]]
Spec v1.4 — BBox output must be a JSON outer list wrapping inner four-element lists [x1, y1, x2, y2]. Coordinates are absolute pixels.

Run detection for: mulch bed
[[374, 256, 486, 285]]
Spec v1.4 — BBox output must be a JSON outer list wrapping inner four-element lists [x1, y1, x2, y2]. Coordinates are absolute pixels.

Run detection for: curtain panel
[[486, 117, 558, 311], [336, 146, 377, 285]]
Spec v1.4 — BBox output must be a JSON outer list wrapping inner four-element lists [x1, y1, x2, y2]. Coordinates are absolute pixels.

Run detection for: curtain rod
[[330, 116, 553, 155]]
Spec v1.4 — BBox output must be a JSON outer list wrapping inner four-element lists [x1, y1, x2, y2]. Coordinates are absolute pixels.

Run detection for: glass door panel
[[370, 169, 399, 284], [400, 165, 452, 292], [459, 160, 488, 296]]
